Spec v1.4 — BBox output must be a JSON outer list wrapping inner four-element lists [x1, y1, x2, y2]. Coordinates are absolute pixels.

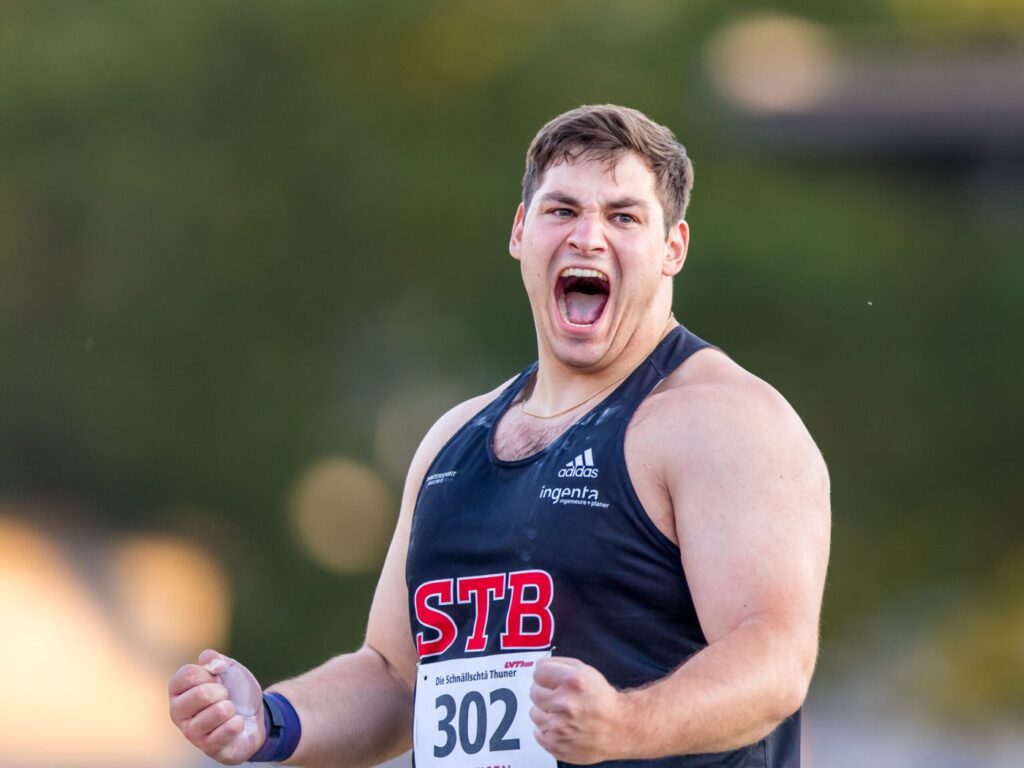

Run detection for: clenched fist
[[168, 649, 266, 765], [529, 656, 631, 764]]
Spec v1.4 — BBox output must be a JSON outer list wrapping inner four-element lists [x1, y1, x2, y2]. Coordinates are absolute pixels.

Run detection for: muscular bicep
[[669, 384, 830, 649]]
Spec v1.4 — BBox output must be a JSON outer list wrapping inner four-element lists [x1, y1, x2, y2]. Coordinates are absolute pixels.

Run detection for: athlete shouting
[[169, 105, 830, 768]]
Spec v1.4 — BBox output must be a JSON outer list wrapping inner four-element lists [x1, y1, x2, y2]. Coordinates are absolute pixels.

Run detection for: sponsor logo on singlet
[[425, 470, 458, 487], [539, 449, 609, 508], [557, 448, 599, 478], [538, 484, 610, 508]]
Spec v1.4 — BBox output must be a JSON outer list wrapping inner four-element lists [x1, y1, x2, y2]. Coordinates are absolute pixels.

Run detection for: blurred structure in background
[[707, 13, 1024, 152], [1, 2, 1022, 766], [0, 512, 228, 767]]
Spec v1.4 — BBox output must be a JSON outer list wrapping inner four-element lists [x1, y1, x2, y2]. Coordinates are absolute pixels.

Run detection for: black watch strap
[[262, 692, 286, 735]]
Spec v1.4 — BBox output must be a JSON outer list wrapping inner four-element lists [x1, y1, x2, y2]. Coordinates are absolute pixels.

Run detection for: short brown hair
[[522, 105, 694, 233]]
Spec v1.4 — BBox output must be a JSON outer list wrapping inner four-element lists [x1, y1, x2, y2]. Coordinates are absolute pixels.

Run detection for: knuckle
[[169, 665, 196, 694], [223, 715, 242, 733], [192, 687, 211, 708], [185, 665, 206, 686], [199, 717, 240, 755], [168, 672, 183, 695], [223, 716, 244, 738], [168, 697, 182, 723], [194, 729, 214, 752], [172, 695, 202, 724], [198, 683, 226, 708], [183, 718, 208, 744], [206, 686, 224, 707]]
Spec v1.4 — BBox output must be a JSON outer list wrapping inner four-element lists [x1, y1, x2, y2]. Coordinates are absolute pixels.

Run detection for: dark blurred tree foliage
[[1, 1, 1022, 713]]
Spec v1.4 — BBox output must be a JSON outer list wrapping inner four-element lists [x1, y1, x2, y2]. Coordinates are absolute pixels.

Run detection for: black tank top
[[406, 325, 800, 768]]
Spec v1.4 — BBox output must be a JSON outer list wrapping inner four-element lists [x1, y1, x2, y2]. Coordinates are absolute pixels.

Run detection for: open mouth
[[555, 267, 610, 327]]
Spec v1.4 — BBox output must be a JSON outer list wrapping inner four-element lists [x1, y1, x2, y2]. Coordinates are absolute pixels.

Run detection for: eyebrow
[[607, 196, 650, 210], [539, 192, 581, 207], [539, 192, 650, 210]]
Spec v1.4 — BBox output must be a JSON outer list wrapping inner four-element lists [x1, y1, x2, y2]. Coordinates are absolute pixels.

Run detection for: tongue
[[565, 290, 607, 325]]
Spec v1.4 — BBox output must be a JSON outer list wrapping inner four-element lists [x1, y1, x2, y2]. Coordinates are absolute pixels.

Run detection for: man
[[169, 105, 830, 768]]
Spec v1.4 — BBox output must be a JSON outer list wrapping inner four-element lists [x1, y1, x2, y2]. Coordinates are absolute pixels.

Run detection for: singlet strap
[[601, 325, 713, 418], [487, 361, 538, 424]]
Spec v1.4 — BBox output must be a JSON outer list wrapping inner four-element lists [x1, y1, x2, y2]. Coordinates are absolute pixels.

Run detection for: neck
[[524, 310, 677, 419]]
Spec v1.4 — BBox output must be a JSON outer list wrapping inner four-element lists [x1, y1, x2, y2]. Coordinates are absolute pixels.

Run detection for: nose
[[567, 213, 606, 255]]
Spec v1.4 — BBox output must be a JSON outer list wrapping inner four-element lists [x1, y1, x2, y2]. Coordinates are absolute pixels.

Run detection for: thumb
[[199, 648, 230, 674], [200, 651, 263, 725], [533, 657, 585, 689]]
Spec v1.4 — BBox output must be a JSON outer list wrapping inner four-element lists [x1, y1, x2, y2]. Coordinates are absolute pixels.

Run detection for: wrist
[[614, 687, 653, 760], [249, 691, 302, 763], [620, 682, 703, 760]]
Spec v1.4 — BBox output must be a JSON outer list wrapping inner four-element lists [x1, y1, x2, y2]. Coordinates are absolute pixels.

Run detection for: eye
[[612, 212, 638, 224], [549, 207, 575, 218]]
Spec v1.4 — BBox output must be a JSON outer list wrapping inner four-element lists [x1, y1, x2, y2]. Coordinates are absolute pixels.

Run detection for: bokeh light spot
[[290, 457, 395, 573], [706, 14, 838, 113], [110, 532, 231, 664], [375, 381, 466, 483]]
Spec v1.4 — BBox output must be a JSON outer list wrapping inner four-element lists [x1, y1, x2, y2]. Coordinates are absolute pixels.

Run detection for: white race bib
[[413, 651, 556, 768]]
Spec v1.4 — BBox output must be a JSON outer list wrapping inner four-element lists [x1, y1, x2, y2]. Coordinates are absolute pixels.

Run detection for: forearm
[[620, 618, 813, 759], [270, 645, 413, 768]]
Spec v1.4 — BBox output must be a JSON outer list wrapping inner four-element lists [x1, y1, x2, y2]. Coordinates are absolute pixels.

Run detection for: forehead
[[534, 151, 659, 204]]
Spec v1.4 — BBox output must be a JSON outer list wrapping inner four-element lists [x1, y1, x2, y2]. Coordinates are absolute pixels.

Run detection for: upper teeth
[[560, 268, 608, 280]]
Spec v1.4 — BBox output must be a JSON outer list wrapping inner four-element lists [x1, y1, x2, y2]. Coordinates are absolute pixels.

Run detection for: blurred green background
[[1, 2, 1022, 766]]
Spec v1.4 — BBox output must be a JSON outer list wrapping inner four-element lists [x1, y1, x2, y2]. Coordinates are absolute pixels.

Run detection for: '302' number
[[434, 688, 520, 757]]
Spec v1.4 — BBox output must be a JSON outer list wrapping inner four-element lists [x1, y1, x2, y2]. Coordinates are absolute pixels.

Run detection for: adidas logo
[[557, 448, 599, 478]]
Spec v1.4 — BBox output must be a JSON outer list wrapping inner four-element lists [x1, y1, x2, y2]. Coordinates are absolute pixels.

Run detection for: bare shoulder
[[643, 347, 800, 427], [625, 346, 829, 552], [635, 347, 827, 483]]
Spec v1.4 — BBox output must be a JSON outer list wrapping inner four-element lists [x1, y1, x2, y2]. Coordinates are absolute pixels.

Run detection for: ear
[[509, 203, 526, 261], [662, 219, 688, 277]]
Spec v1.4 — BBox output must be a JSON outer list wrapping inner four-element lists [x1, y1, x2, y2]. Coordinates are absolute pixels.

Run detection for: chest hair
[[492, 406, 580, 462]]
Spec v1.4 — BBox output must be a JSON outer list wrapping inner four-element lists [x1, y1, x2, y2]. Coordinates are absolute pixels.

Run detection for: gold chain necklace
[[518, 313, 676, 420]]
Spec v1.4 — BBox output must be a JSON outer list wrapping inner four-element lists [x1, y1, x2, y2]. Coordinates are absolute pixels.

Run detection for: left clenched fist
[[529, 657, 630, 764]]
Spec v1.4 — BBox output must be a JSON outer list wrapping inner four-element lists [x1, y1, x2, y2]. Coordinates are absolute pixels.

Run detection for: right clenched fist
[[169, 649, 267, 765]]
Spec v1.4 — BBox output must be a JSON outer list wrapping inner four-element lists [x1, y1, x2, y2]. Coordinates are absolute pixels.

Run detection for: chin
[[548, 335, 611, 371]]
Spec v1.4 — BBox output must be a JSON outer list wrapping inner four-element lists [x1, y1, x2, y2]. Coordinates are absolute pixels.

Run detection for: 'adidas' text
[[558, 448, 599, 479]]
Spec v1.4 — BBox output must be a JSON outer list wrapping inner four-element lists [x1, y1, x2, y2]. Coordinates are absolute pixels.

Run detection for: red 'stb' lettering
[[413, 569, 555, 657], [457, 573, 506, 652], [500, 570, 555, 650], [414, 579, 457, 657]]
